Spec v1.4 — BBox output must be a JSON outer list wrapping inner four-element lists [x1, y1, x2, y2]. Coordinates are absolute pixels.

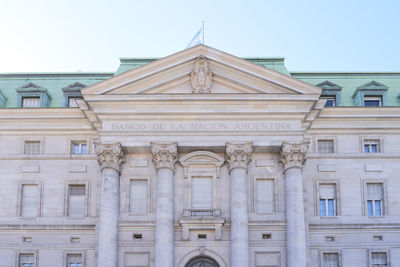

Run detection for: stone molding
[[95, 142, 125, 172], [151, 142, 178, 172], [225, 143, 252, 172], [280, 141, 308, 171], [190, 56, 213, 94]]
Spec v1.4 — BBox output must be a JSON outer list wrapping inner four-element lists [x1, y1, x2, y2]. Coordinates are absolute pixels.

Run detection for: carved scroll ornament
[[280, 142, 309, 171], [226, 143, 253, 172], [95, 142, 125, 172], [151, 142, 178, 172], [190, 56, 213, 94]]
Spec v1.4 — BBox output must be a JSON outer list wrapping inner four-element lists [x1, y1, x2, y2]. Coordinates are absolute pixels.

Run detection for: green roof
[[0, 58, 399, 107]]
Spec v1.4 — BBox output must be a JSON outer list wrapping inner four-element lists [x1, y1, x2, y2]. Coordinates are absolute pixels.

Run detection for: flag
[[186, 25, 204, 48]]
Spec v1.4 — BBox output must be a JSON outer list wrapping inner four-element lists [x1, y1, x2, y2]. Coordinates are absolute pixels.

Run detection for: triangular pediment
[[316, 80, 342, 91], [82, 45, 321, 96]]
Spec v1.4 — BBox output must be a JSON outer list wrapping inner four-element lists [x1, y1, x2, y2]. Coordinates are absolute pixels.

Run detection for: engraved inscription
[[103, 121, 300, 132]]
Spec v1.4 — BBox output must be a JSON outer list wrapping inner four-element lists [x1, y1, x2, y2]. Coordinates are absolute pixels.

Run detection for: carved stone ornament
[[95, 142, 125, 172], [226, 143, 253, 172], [151, 142, 178, 172], [280, 141, 309, 171], [190, 56, 213, 94]]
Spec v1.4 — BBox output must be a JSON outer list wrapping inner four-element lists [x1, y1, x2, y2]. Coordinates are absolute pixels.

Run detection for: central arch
[[185, 256, 220, 267]]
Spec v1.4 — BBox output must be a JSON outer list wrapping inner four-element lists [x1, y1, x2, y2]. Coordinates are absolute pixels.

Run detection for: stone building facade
[[0, 45, 399, 267]]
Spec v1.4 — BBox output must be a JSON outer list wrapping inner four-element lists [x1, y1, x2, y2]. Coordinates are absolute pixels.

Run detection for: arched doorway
[[185, 256, 220, 267]]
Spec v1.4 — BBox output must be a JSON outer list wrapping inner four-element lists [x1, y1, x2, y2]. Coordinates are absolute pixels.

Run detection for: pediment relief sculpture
[[190, 56, 213, 94]]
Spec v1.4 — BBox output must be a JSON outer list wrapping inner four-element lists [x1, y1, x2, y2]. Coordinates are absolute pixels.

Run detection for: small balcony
[[183, 208, 221, 217]]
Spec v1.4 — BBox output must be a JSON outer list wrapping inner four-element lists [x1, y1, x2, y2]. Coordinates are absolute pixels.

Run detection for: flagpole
[[202, 21, 205, 44]]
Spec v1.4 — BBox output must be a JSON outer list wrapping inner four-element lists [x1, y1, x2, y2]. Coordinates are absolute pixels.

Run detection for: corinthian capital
[[280, 142, 309, 171], [226, 143, 252, 172], [151, 142, 178, 172], [95, 142, 125, 172]]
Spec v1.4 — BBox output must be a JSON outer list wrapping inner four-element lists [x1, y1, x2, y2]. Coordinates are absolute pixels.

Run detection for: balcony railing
[[183, 208, 221, 217]]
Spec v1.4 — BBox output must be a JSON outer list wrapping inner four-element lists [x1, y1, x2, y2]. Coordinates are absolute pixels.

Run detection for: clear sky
[[0, 0, 399, 73]]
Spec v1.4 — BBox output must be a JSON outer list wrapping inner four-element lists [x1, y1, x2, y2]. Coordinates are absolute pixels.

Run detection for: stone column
[[151, 142, 177, 267], [280, 142, 308, 267], [226, 143, 252, 267], [95, 142, 124, 267]]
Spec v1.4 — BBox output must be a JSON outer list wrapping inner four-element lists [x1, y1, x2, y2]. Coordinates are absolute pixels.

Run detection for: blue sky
[[0, 0, 399, 72]]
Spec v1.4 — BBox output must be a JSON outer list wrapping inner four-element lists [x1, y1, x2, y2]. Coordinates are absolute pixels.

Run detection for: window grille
[[68, 97, 82, 108], [19, 253, 35, 267], [367, 184, 383, 216], [130, 180, 147, 214], [21, 185, 39, 217], [319, 184, 336, 216], [67, 254, 83, 267], [256, 179, 274, 214], [371, 252, 387, 267], [192, 176, 213, 216], [22, 97, 40, 108], [72, 142, 87, 154], [68, 185, 86, 216], [364, 96, 382, 107], [364, 140, 380, 153], [322, 253, 339, 267], [318, 140, 334, 154], [24, 141, 40, 154]]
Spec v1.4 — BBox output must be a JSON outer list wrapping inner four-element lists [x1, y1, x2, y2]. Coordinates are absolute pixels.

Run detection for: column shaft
[[95, 142, 124, 267], [280, 142, 308, 267], [98, 168, 120, 267], [230, 167, 250, 267], [226, 143, 252, 267], [155, 168, 175, 267], [151, 143, 177, 267], [284, 167, 307, 267]]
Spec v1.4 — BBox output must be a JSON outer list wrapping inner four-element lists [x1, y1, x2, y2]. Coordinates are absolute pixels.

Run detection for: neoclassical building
[[0, 45, 399, 267]]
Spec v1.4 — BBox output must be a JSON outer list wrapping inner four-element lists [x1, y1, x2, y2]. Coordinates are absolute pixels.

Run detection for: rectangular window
[[367, 183, 383, 216], [318, 140, 334, 154], [322, 253, 339, 267], [71, 142, 87, 154], [364, 96, 382, 107], [256, 179, 275, 214], [370, 252, 387, 267], [68, 185, 86, 216], [67, 254, 83, 267], [364, 140, 380, 153], [22, 97, 40, 108], [19, 253, 35, 267], [68, 97, 82, 108], [24, 141, 40, 154], [319, 184, 336, 216], [21, 185, 39, 217], [129, 180, 147, 214], [192, 176, 213, 215], [322, 96, 336, 107]]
